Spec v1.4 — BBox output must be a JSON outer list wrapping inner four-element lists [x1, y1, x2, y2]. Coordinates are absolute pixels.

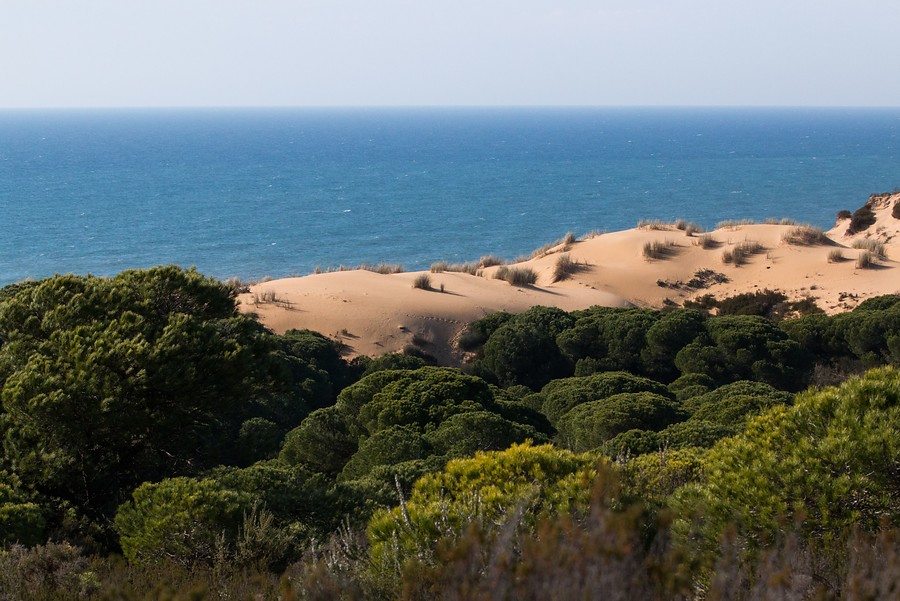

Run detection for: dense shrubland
[[2, 268, 900, 599]]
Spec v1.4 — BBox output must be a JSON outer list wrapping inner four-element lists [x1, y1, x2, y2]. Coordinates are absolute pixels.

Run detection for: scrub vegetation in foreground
[[2, 267, 900, 599]]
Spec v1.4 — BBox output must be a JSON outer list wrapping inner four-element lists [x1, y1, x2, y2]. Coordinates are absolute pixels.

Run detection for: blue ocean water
[[2, 107, 899, 286]]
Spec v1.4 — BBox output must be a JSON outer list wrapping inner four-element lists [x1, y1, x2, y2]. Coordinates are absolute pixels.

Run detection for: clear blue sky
[[3, 0, 899, 108]]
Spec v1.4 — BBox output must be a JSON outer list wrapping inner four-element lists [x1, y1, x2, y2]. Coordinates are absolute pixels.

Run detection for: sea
[[2, 107, 899, 287]]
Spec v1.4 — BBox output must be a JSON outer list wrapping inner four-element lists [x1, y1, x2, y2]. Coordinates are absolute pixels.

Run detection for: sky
[[2, 0, 899, 108]]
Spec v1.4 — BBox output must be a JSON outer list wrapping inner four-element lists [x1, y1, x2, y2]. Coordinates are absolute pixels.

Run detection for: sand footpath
[[239, 192, 900, 364]]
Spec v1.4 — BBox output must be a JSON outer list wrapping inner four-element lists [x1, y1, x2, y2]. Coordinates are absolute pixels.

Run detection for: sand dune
[[239, 192, 900, 364]]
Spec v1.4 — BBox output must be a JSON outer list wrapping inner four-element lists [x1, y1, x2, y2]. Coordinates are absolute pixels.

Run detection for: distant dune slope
[[239, 192, 900, 364]]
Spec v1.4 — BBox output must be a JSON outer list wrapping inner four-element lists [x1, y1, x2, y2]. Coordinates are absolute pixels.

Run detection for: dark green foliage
[[659, 420, 734, 449], [848, 203, 876, 233], [682, 380, 793, 415], [681, 367, 900, 564], [279, 406, 358, 475], [457, 311, 514, 352], [355, 367, 495, 435], [114, 477, 252, 566], [493, 399, 554, 437], [288, 367, 548, 484], [0, 477, 45, 547], [361, 352, 427, 376], [555, 307, 706, 382], [600, 429, 660, 458], [556, 307, 662, 377], [340, 426, 432, 481], [640, 309, 708, 380], [834, 302, 900, 366], [555, 392, 685, 452], [692, 289, 822, 320], [116, 462, 340, 569], [0, 268, 341, 542], [424, 411, 548, 459], [540, 371, 672, 425], [475, 306, 575, 389], [667, 373, 715, 401], [893, 200, 900, 219], [672, 381, 793, 446], [780, 313, 849, 361], [275, 329, 354, 409], [236, 418, 282, 464], [674, 315, 812, 389], [853, 294, 900, 312], [716, 289, 787, 317]]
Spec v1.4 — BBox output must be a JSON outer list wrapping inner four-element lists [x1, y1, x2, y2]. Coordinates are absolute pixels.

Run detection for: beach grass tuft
[[361, 263, 404, 274], [716, 218, 756, 229], [827, 249, 846, 263], [722, 240, 765, 266], [642, 239, 676, 261], [495, 266, 538, 286], [851, 238, 887, 259], [412, 273, 432, 290], [551, 253, 584, 283], [856, 250, 876, 269], [479, 255, 506, 268], [782, 225, 828, 246]]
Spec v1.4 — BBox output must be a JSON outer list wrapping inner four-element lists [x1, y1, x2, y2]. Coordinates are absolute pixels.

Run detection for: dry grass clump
[[412, 273, 432, 289], [637, 219, 673, 231], [674, 219, 704, 236], [856, 251, 876, 269], [495, 266, 538, 286], [432, 262, 480, 275], [479, 255, 506, 268], [642, 240, 676, 261], [764, 217, 799, 225], [551, 254, 586, 283], [827, 249, 846, 263], [697, 234, 719, 249], [716, 218, 756, 229], [529, 232, 578, 259], [851, 238, 887, 259], [360, 263, 404, 274], [722, 240, 765, 266], [782, 225, 828, 246]]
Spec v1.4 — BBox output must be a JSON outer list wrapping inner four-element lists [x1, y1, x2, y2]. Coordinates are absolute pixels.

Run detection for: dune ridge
[[239, 192, 900, 364]]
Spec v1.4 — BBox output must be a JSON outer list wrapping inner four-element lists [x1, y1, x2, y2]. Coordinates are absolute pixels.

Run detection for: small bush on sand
[[722, 240, 765, 266], [529, 232, 577, 259], [856, 251, 876, 269], [764, 217, 798, 225], [479, 255, 506, 268], [683, 222, 703, 236], [716, 218, 756, 229], [848, 205, 876, 233], [827, 249, 846, 263], [893, 201, 900, 219], [782, 225, 828, 246], [430, 262, 448, 273], [851, 238, 887, 259], [637, 219, 672, 231], [698, 234, 718, 249], [551, 254, 582, 283], [495, 266, 538, 286], [837, 209, 852, 220], [412, 274, 432, 290], [361, 263, 404, 274], [642, 240, 676, 260]]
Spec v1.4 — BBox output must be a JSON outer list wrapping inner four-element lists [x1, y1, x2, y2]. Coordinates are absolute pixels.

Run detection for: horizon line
[[2, 103, 900, 111]]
